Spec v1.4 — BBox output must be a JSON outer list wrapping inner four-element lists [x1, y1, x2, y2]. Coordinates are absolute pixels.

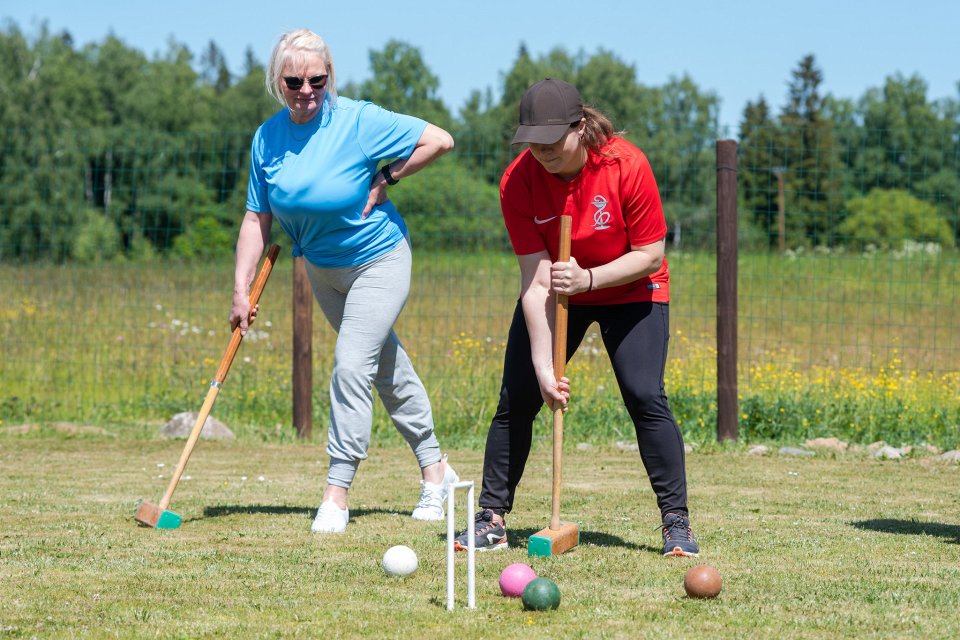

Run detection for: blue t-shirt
[[246, 96, 427, 268]]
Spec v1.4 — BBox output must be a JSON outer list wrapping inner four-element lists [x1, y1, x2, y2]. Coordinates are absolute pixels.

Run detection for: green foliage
[[734, 205, 773, 251], [390, 156, 506, 250], [354, 40, 453, 131], [0, 23, 266, 263], [778, 55, 845, 247], [839, 188, 955, 250], [858, 74, 948, 188], [216, 67, 279, 134], [127, 232, 159, 262], [575, 49, 645, 131], [122, 41, 212, 133], [1, 23, 959, 262], [631, 75, 719, 249], [501, 44, 577, 107], [172, 215, 237, 259], [71, 209, 122, 262], [739, 97, 781, 247], [737, 56, 960, 252], [914, 169, 960, 226], [452, 88, 512, 184]]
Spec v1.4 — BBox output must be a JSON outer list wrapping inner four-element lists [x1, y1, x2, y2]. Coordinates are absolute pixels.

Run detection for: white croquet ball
[[382, 545, 418, 577]]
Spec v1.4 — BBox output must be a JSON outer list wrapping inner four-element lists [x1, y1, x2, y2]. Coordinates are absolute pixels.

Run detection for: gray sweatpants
[[304, 237, 441, 489]]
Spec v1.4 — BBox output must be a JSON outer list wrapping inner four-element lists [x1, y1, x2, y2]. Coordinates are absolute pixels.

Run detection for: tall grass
[[1, 249, 957, 447]]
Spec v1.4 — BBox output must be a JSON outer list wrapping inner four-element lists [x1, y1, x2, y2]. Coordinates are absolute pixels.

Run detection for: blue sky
[[5, 0, 959, 134]]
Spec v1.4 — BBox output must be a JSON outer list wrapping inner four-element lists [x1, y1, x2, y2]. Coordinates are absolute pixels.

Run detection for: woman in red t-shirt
[[455, 79, 699, 557]]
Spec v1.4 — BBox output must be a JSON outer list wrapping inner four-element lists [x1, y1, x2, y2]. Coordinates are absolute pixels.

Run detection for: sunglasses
[[282, 74, 328, 91]]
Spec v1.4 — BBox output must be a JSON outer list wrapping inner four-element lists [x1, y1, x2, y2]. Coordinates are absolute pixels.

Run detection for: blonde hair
[[265, 29, 338, 106]]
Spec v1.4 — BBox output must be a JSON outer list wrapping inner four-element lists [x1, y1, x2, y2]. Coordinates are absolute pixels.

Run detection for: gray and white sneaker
[[454, 509, 508, 552], [411, 455, 459, 521], [660, 512, 699, 557]]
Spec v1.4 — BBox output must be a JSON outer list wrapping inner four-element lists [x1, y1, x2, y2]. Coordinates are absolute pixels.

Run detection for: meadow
[[1, 248, 958, 448]]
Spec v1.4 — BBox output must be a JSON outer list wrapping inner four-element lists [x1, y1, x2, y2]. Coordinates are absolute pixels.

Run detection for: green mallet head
[[134, 500, 183, 529], [528, 521, 579, 557]]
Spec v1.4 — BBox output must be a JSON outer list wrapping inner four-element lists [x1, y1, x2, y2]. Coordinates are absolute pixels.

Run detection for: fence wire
[[1, 127, 957, 445]]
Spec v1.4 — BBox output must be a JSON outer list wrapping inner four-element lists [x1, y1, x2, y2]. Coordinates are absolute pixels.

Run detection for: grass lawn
[[2, 432, 959, 639]]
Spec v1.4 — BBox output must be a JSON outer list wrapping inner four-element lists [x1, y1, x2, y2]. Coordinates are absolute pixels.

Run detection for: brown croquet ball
[[683, 564, 722, 598]]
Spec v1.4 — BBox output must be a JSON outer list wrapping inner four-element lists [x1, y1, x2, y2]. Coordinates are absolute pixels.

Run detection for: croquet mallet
[[528, 215, 579, 557], [135, 244, 281, 529]]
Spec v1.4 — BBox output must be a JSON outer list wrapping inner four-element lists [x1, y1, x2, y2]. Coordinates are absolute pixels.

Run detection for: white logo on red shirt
[[591, 195, 610, 230], [533, 215, 557, 225]]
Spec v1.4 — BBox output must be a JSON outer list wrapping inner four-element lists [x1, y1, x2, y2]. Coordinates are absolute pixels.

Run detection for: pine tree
[[779, 54, 844, 247]]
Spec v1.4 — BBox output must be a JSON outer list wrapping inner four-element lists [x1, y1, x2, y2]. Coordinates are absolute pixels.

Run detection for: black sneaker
[[454, 509, 508, 552], [660, 512, 700, 557]]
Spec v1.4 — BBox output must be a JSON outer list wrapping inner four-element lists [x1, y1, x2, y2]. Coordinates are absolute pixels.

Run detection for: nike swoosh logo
[[486, 533, 505, 543], [533, 216, 557, 225]]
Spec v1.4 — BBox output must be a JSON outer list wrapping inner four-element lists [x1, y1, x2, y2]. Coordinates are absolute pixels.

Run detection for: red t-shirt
[[500, 136, 669, 304]]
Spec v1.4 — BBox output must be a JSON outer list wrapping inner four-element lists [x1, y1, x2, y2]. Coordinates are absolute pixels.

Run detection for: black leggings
[[479, 300, 689, 519]]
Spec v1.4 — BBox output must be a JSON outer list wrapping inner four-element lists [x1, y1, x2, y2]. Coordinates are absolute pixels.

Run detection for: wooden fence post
[[716, 139, 739, 442], [292, 256, 312, 439]]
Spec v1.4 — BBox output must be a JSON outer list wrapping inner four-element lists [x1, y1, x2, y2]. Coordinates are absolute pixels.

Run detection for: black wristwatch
[[380, 165, 399, 185]]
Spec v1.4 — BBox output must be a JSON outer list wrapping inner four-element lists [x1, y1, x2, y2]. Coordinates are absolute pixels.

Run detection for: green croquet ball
[[521, 577, 561, 611]]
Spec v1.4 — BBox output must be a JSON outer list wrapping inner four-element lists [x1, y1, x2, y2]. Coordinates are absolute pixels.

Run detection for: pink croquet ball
[[499, 562, 538, 598]]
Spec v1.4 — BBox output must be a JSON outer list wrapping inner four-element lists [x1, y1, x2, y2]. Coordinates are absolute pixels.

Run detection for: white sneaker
[[411, 455, 459, 521], [311, 500, 349, 533]]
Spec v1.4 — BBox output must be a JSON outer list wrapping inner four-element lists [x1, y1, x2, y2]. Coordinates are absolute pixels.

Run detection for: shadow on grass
[[199, 504, 399, 521], [433, 526, 655, 553], [850, 518, 960, 544], [511, 527, 655, 552], [578, 530, 657, 553]]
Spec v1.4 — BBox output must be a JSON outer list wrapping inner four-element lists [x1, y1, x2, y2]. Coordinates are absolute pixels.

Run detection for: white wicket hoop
[[446, 480, 476, 610]]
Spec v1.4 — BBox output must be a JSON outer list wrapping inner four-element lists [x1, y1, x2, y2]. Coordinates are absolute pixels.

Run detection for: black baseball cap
[[512, 78, 584, 145]]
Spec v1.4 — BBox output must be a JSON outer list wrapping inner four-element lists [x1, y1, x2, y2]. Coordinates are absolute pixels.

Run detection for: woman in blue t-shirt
[[230, 28, 458, 534]]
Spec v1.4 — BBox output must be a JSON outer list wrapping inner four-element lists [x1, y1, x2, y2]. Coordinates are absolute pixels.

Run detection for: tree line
[[0, 21, 957, 262]]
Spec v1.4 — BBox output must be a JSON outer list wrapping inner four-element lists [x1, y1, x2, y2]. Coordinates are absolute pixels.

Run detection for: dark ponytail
[[581, 105, 620, 151]]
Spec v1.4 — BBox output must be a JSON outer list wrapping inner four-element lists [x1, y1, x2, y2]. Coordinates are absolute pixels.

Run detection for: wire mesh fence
[[1, 127, 958, 445]]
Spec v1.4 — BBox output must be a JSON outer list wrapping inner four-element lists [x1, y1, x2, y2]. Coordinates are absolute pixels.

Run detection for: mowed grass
[[1, 433, 959, 639]]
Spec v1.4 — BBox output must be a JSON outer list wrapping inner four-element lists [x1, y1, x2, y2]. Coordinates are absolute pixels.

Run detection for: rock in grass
[[805, 437, 848, 452], [779, 447, 815, 457], [873, 445, 904, 460], [937, 450, 960, 463], [747, 445, 770, 456], [160, 412, 234, 440]]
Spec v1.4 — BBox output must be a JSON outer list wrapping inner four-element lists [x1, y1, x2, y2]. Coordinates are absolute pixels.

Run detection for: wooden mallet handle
[[213, 244, 282, 384], [550, 216, 572, 530], [158, 244, 281, 510]]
